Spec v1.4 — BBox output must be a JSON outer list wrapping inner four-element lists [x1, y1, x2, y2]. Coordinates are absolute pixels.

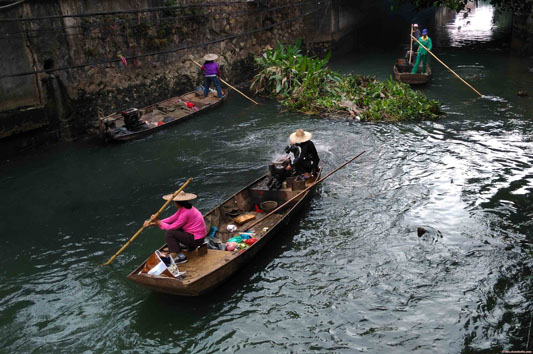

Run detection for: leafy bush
[[250, 42, 442, 122]]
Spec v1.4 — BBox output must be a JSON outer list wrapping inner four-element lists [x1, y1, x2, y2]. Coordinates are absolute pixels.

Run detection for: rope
[[0, 1, 257, 22], [0, 0, 24, 10], [0, 5, 323, 80]]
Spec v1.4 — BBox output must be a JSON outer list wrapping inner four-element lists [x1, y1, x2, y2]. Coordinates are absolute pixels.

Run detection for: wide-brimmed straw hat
[[203, 53, 218, 61], [162, 191, 197, 202], [289, 128, 312, 144]]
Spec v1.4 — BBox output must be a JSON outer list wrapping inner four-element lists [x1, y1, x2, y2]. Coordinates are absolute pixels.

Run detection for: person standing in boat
[[284, 128, 320, 179], [201, 53, 224, 99], [144, 191, 206, 264], [411, 28, 432, 74], [408, 24, 421, 63], [412, 24, 421, 43]]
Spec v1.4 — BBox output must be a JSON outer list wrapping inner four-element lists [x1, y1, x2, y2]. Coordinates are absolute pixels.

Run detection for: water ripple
[[1, 51, 532, 354]]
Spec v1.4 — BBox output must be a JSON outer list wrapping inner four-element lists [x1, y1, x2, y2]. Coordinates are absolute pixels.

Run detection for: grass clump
[[250, 42, 442, 122]]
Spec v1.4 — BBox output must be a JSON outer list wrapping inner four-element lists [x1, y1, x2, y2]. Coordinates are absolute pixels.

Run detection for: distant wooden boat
[[127, 168, 322, 296], [98, 90, 227, 142], [393, 58, 431, 85]]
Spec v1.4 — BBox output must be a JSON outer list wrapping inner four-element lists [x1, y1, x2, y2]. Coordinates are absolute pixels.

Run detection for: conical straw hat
[[289, 128, 312, 144], [162, 191, 197, 201], [203, 53, 218, 61]]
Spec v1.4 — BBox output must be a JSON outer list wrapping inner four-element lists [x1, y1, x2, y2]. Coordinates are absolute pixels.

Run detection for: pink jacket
[[158, 207, 207, 240]]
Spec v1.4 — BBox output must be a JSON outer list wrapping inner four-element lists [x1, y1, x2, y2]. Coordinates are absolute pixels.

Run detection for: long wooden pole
[[100, 178, 193, 266], [190, 59, 259, 105], [245, 151, 366, 231], [409, 25, 413, 64], [411, 35, 482, 97]]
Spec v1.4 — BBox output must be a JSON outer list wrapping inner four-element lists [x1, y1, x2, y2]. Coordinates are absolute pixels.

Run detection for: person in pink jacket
[[144, 191, 207, 264]]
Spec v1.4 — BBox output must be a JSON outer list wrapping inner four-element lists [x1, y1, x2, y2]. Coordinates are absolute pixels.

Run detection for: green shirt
[[417, 36, 432, 55]]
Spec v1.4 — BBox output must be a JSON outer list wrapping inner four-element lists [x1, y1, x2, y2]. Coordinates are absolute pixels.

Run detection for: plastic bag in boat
[[239, 233, 252, 240], [140, 251, 185, 277], [226, 242, 237, 251], [227, 236, 243, 243], [206, 237, 225, 250], [245, 237, 258, 246]]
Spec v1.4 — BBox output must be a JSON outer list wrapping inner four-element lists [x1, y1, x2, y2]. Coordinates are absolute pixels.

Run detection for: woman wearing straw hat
[[284, 128, 320, 178], [144, 191, 207, 264], [201, 53, 224, 99]]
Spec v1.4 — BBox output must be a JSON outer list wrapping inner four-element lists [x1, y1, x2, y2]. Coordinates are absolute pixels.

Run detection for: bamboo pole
[[409, 25, 413, 64], [411, 35, 483, 97], [100, 178, 193, 266], [245, 151, 366, 231], [190, 59, 259, 105]]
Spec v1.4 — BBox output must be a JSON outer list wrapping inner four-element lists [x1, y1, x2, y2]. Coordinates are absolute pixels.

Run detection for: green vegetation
[[250, 42, 442, 122]]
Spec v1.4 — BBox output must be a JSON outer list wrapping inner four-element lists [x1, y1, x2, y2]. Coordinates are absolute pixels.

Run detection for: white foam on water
[[481, 95, 507, 102]]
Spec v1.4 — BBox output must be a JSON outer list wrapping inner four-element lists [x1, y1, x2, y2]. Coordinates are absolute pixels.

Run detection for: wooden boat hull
[[127, 169, 322, 296], [99, 90, 227, 142], [393, 58, 431, 85]]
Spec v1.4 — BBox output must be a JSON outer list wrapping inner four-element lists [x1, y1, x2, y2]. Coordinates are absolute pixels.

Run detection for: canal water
[[1, 3, 532, 353]]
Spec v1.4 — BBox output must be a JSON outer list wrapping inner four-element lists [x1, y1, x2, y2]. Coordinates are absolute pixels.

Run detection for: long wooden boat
[[393, 58, 431, 85], [98, 90, 227, 141], [127, 168, 322, 296]]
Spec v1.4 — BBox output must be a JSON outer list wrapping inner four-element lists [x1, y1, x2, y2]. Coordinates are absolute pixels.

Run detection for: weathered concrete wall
[[305, 0, 379, 54], [0, 16, 44, 111]]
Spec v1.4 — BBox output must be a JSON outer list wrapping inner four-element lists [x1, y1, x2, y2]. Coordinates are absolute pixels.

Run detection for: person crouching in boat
[[411, 28, 432, 74], [284, 128, 320, 179], [144, 191, 207, 264]]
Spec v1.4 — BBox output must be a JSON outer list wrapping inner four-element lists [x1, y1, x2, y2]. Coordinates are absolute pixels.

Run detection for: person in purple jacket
[[201, 53, 224, 98], [144, 191, 207, 264]]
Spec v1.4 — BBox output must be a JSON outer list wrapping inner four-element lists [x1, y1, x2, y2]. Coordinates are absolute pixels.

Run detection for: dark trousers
[[294, 159, 318, 175], [165, 229, 204, 253], [204, 76, 223, 98]]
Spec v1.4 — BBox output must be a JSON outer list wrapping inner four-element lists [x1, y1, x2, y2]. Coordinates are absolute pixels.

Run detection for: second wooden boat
[[127, 168, 322, 296], [98, 90, 227, 142], [393, 58, 431, 85]]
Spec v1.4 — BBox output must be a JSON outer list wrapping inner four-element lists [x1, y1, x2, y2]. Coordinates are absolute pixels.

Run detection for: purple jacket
[[201, 61, 220, 77]]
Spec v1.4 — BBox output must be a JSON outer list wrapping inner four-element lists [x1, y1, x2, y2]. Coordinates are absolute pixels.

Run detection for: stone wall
[[0, 0, 318, 145]]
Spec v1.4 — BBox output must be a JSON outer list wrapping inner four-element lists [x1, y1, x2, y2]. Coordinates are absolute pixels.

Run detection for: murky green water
[[1, 3, 532, 353]]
